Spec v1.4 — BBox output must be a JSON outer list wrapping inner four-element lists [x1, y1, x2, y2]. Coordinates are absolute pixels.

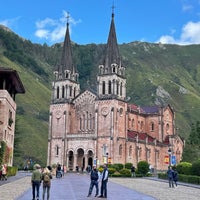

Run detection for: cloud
[[157, 21, 200, 45], [34, 10, 81, 43], [0, 17, 20, 28], [182, 4, 193, 12]]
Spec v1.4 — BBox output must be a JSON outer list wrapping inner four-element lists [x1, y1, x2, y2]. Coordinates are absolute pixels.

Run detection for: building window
[[8, 110, 13, 127], [116, 81, 119, 95], [120, 82, 123, 96], [166, 123, 169, 132], [102, 144, 107, 156], [56, 86, 59, 99], [129, 146, 132, 156], [62, 86, 65, 98], [80, 117, 82, 130], [132, 119, 134, 128], [108, 80, 112, 94], [74, 87, 76, 97], [69, 86, 72, 97], [119, 144, 122, 155], [102, 81, 105, 94], [151, 122, 154, 131], [56, 145, 59, 156]]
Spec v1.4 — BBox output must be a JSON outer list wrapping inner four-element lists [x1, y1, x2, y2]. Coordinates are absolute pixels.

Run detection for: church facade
[[47, 13, 184, 171]]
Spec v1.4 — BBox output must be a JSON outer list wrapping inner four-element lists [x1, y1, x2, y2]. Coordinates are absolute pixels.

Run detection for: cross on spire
[[111, 1, 115, 17], [66, 12, 70, 25]]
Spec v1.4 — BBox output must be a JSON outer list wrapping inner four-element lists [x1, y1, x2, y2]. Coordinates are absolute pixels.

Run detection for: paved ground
[[0, 172, 200, 200]]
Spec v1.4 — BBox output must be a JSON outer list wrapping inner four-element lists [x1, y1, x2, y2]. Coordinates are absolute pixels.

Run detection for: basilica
[[47, 12, 184, 172]]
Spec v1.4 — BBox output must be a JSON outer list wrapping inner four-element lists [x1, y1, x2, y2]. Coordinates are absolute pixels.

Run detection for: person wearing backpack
[[87, 165, 99, 197], [42, 167, 52, 200]]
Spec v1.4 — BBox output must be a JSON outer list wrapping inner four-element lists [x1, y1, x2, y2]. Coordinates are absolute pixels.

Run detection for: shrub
[[119, 168, 131, 177], [137, 161, 149, 176], [125, 163, 132, 169], [7, 166, 18, 176], [191, 159, 200, 176], [108, 167, 116, 175], [111, 171, 122, 177], [176, 162, 192, 175], [112, 163, 124, 171]]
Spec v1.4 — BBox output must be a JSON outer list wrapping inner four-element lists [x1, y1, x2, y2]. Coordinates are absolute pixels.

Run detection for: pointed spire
[[58, 13, 77, 78], [104, 11, 121, 72]]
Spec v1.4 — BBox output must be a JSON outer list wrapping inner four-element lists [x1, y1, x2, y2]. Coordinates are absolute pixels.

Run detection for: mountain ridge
[[0, 26, 199, 166]]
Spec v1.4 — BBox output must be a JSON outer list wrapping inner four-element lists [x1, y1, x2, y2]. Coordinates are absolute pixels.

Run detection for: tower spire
[[97, 8, 126, 101], [57, 12, 77, 79], [104, 9, 121, 73]]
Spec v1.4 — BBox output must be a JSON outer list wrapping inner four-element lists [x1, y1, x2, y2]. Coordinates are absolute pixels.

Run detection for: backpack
[[44, 173, 50, 182], [91, 170, 98, 180]]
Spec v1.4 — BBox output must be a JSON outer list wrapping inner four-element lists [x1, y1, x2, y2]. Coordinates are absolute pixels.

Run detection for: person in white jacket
[[98, 164, 108, 198]]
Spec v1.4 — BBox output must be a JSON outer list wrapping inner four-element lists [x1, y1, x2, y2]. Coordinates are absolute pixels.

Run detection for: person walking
[[31, 164, 42, 200], [98, 164, 108, 198], [173, 168, 178, 186], [131, 165, 135, 177], [87, 165, 99, 197], [42, 167, 52, 200], [167, 166, 174, 188]]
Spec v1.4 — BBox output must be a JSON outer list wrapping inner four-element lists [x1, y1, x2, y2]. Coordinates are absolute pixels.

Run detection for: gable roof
[[0, 67, 25, 94]]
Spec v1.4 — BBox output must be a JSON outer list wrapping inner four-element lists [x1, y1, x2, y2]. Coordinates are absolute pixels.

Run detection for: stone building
[[0, 68, 25, 166], [47, 13, 184, 171]]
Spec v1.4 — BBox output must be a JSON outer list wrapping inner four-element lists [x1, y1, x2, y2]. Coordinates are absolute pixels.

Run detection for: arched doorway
[[87, 150, 94, 167], [68, 150, 74, 171], [77, 148, 84, 171]]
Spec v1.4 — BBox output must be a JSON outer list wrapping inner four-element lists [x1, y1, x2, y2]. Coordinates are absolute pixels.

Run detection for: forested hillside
[[0, 25, 200, 167]]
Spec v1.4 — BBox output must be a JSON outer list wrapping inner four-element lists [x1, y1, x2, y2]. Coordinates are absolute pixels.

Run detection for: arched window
[[120, 82, 123, 96], [102, 81, 105, 94], [119, 144, 122, 155], [62, 86, 65, 98], [151, 122, 154, 131], [56, 145, 59, 156], [132, 119, 134, 128], [166, 123, 169, 132], [56, 86, 59, 99], [83, 114, 85, 130], [74, 87, 76, 97], [129, 146, 132, 156], [80, 117, 82, 130], [116, 81, 119, 95], [108, 80, 112, 94], [86, 111, 89, 129], [69, 86, 72, 97], [89, 114, 92, 129]]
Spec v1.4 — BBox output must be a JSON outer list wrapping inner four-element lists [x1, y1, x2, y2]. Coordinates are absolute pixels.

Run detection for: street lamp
[[168, 147, 172, 167]]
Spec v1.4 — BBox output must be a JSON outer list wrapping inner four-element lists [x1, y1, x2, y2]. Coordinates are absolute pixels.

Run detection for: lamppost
[[168, 147, 172, 167]]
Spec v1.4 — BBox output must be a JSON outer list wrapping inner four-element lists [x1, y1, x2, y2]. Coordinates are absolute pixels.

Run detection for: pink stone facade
[[0, 90, 16, 166], [47, 91, 184, 172], [47, 13, 184, 172]]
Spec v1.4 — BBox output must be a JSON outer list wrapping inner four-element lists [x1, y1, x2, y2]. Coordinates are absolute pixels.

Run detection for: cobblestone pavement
[[0, 172, 200, 200], [111, 178, 200, 200]]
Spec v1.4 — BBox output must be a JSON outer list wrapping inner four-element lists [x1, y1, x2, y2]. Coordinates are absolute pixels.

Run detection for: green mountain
[[1, 26, 200, 167]]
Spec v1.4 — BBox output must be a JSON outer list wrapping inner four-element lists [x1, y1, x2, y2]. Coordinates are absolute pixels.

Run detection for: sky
[[1, 0, 200, 46]]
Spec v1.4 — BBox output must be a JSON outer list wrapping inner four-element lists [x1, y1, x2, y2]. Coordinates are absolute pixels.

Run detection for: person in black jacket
[[87, 165, 99, 197], [173, 168, 178, 186]]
